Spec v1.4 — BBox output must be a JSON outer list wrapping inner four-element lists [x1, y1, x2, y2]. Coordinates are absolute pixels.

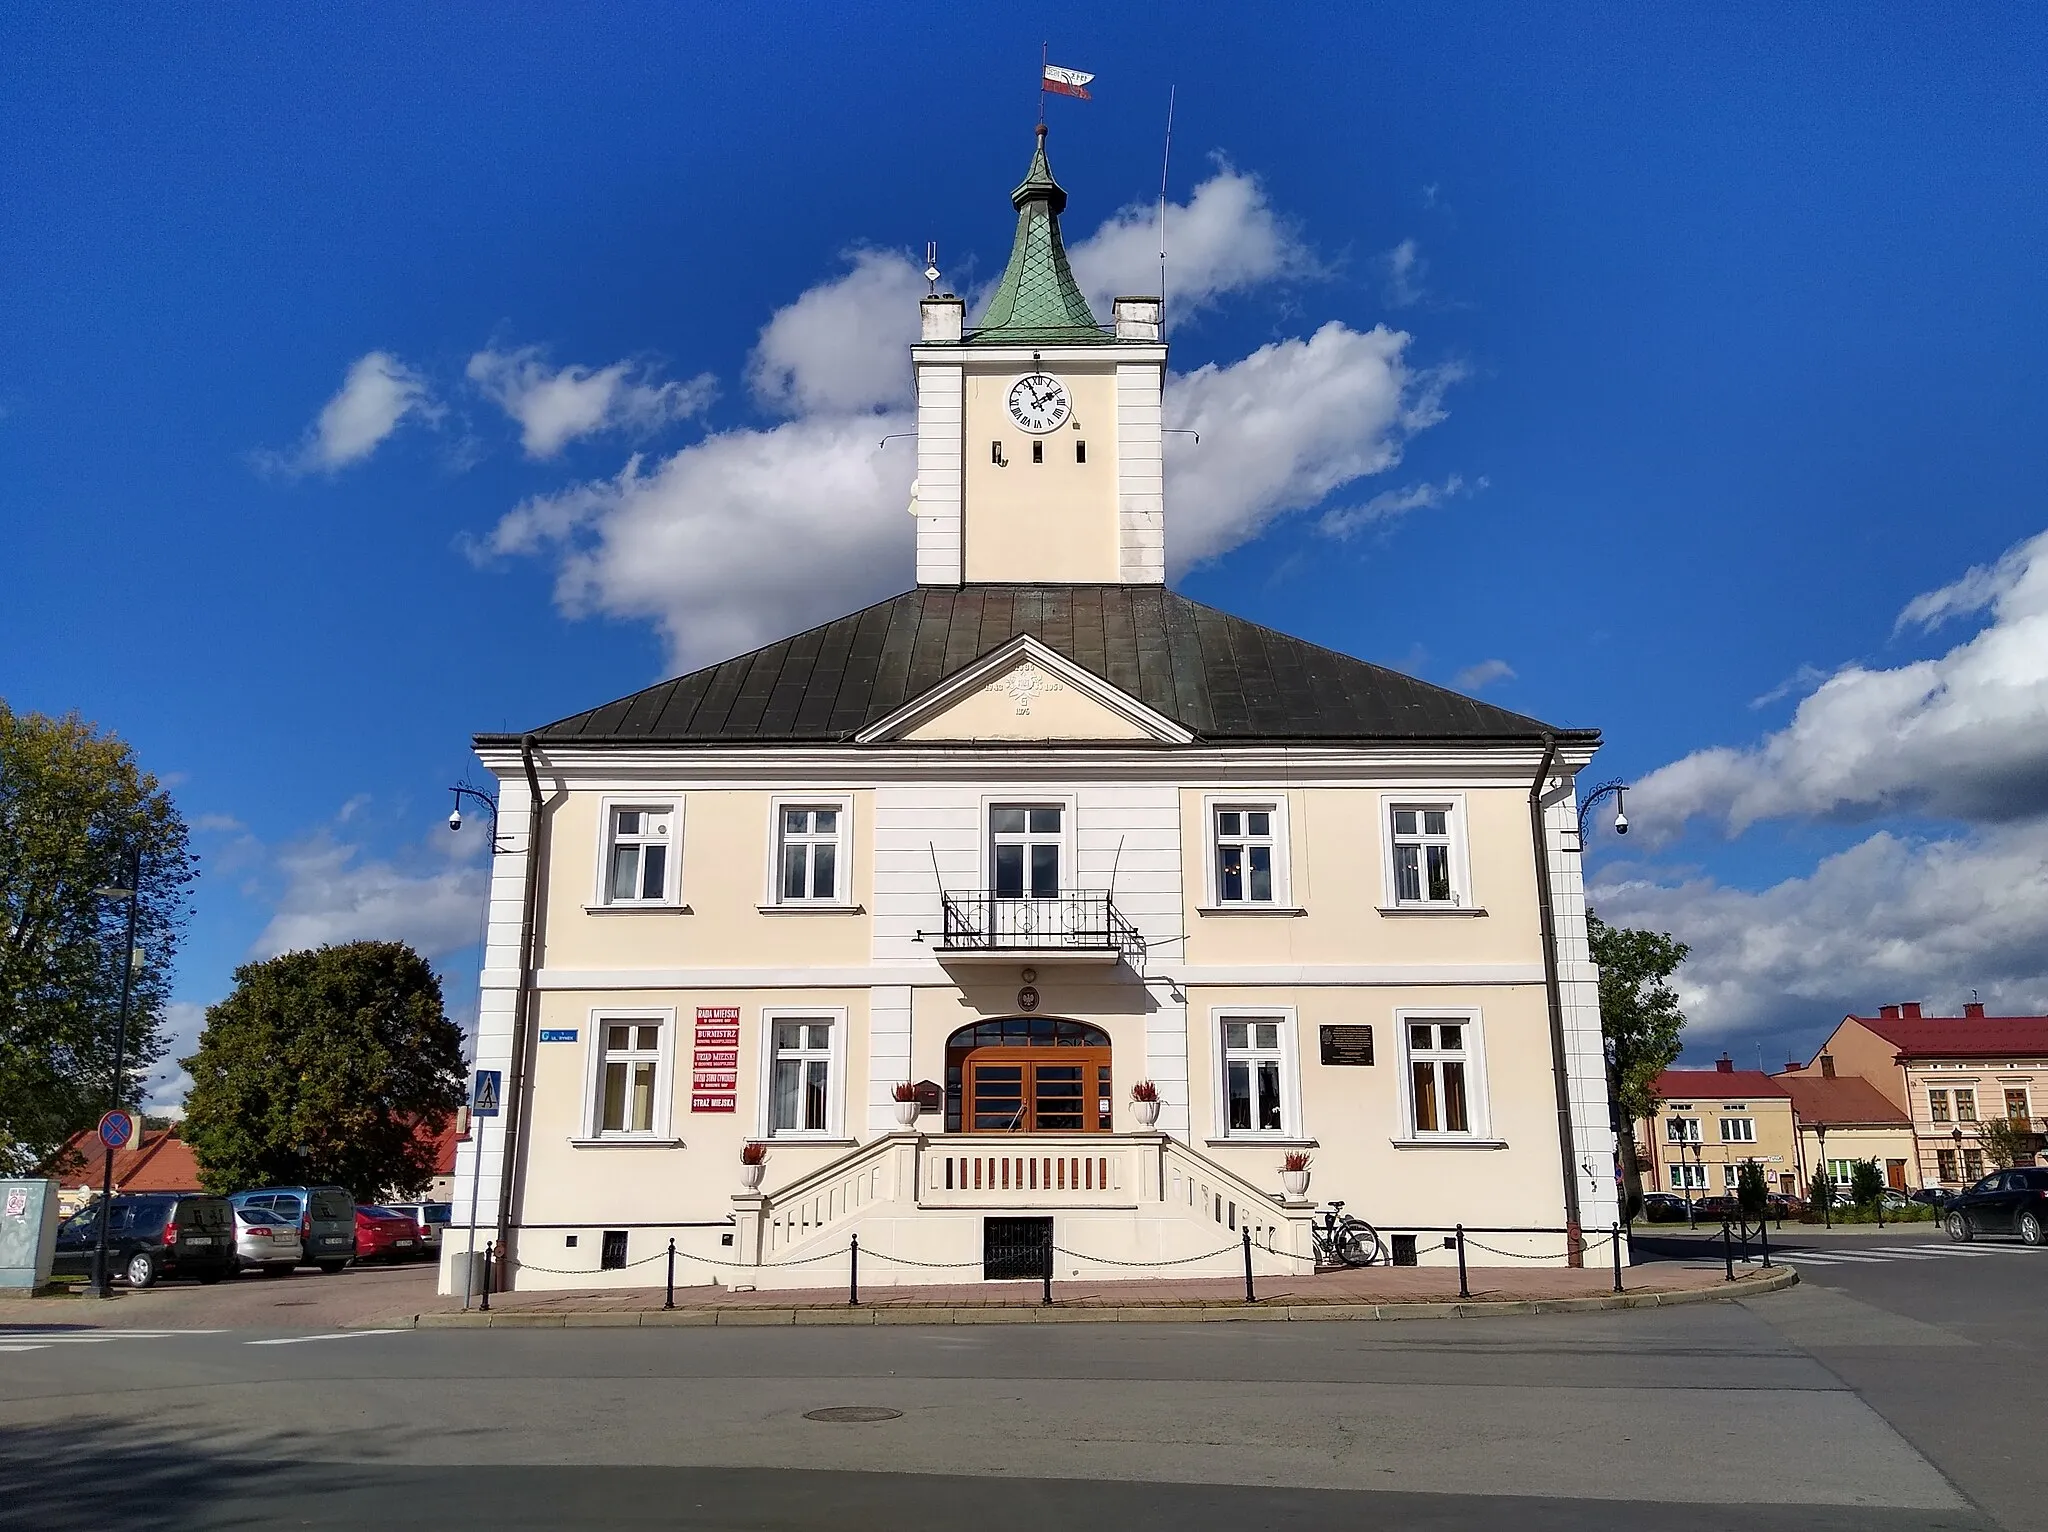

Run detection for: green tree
[[1588, 912, 1690, 1220], [1849, 1158, 1884, 1208], [1974, 1115, 2037, 1171], [1808, 1168, 1835, 1218], [181, 941, 464, 1200], [0, 703, 195, 1175], [1736, 1160, 1769, 1221]]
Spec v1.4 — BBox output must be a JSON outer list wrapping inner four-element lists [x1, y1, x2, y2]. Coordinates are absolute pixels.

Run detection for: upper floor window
[[1928, 1088, 1951, 1123], [1955, 1089, 1978, 1123], [991, 804, 1062, 898], [776, 804, 844, 903], [603, 805, 674, 904], [2006, 1089, 2031, 1123], [1719, 1117, 1756, 1143], [1666, 1116, 1702, 1144], [1385, 800, 1466, 907], [1208, 801, 1292, 906]]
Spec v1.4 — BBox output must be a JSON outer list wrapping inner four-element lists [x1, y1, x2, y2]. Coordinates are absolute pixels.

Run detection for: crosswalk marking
[[0, 1329, 224, 1353], [244, 1330, 401, 1346], [1784, 1242, 2042, 1267]]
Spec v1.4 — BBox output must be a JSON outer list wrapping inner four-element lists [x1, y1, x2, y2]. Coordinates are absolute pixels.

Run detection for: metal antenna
[[924, 241, 941, 296], [1157, 85, 1176, 336]]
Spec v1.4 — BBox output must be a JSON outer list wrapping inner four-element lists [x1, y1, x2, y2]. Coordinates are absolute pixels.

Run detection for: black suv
[[1945, 1167, 2048, 1245], [53, 1193, 238, 1288]]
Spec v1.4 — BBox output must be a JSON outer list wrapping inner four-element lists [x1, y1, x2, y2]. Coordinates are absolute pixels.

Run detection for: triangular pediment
[[856, 635, 1193, 745]]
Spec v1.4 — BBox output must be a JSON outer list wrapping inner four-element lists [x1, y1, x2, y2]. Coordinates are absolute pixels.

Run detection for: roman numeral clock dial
[[1006, 372, 1072, 434]]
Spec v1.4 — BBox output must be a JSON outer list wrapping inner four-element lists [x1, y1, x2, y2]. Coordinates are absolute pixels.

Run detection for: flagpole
[[1039, 41, 1047, 125]]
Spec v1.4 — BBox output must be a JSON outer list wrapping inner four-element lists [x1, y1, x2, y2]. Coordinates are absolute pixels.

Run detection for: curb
[[384, 1266, 1798, 1329]]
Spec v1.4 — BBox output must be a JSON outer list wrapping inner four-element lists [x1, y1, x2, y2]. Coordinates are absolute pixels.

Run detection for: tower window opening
[[1031, 440, 1043, 464], [1076, 441, 1086, 464], [991, 440, 1005, 467]]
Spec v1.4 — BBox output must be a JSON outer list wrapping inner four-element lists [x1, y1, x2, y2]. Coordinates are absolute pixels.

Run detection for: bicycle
[[1311, 1200, 1385, 1268]]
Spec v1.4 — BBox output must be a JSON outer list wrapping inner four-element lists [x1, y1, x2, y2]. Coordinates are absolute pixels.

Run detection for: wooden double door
[[962, 1047, 1113, 1133]]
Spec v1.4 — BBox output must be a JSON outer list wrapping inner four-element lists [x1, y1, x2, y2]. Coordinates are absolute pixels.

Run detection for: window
[[1075, 440, 1087, 464], [596, 1020, 664, 1135], [1955, 1089, 1978, 1123], [602, 805, 674, 904], [1719, 1117, 1756, 1143], [1031, 439, 1043, 464], [1405, 1019, 1477, 1135], [1937, 1148, 1959, 1182], [1222, 1018, 1286, 1133], [2006, 1089, 2031, 1123], [1669, 1162, 1708, 1191], [1723, 1162, 1755, 1190], [1213, 805, 1277, 904], [769, 1017, 835, 1135], [1666, 1116, 1702, 1144], [1962, 1148, 1984, 1178], [1827, 1158, 1855, 1190], [775, 804, 844, 903], [1389, 803, 1459, 905], [1928, 1089, 1950, 1123], [991, 805, 1062, 898]]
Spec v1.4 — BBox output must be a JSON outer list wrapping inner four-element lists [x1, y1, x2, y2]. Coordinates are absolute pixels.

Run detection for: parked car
[[353, 1205, 424, 1262], [1639, 1192, 1688, 1223], [52, 1193, 237, 1288], [1907, 1187, 1953, 1211], [232, 1207, 305, 1275], [384, 1200, 453, 1260], [1945, 1167, 2048, 1245], [1763, 1192, 1808, 1219], [1691, 1194, 1743, 1221], [229, 1186, 356, 1273]]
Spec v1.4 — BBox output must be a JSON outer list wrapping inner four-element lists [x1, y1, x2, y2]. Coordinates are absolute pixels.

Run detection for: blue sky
[[6, 6, 2047, 1104]]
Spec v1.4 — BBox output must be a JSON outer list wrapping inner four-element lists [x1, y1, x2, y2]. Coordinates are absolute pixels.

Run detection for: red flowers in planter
[[1281, 1151, 1313, 1173], [1129, 1080, 1160, 1103], [740, 1142, 768, 1167]]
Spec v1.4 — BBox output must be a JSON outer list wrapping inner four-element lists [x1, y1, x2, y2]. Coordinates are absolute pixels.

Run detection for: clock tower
[[913, 125, 1166, 587]]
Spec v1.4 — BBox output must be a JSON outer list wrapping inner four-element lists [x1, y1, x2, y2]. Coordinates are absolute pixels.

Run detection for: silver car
[[233, 1207, 305, 1275]]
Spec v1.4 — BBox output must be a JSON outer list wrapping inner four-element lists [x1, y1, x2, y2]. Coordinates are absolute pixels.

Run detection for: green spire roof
[[967, 126, 1110, 345]]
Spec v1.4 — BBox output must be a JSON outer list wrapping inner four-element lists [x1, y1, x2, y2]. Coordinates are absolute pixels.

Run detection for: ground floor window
[[767, 1015, 838, 1136], [595, 1018, 664, 1136], [1963, 1147, 1984, 1178], [1221, 1017, 1287, 1133], [1937, 1148, 1959, 1182], [1401, 1016, 1484, 1137], [1669, 1162, 1708, 1191]]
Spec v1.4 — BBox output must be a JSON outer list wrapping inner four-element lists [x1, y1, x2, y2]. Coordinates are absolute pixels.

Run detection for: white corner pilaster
[[1116, 360, 1164, 584], [1547, 777, 1621, 1236], [913, 359, 963, 586]]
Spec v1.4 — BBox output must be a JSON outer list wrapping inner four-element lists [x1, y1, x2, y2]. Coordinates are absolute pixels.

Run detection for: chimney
[[1715, 1053, 1733, 1073], [1820, 1054, 1836, 1078], [1113, 295, 1162, 341], [1879, 1004, 1900, 1020], [1902, 1001, 1922, 1019], [920, 294, 964, 343], [1786, 1060, 1802, 1073], [1964, 1001, 1985, 1019]]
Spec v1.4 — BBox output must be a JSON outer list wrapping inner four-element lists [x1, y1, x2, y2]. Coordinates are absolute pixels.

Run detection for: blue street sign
[[539, 1029, 577, 1043], [471, 1070, 502, 1117], [97, 1110, 137, 1149]]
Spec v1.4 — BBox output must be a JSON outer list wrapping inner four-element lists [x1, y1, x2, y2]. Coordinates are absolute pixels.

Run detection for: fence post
[[1455, 1223, 1469, 1300], [480, 1241, 493, 1313], [1611, 1222, 1623, 1295], [1722, 1221, 1734, 1282], [1041, 1234, 1052, 1307], [849, 1233, 860, 1308], [665, 1238, 676, 1310], [1242, 1228, 1256, 1304], [1759, 1215, 1772, 1270]]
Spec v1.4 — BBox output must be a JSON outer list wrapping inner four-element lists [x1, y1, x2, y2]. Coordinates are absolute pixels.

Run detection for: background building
[[1639, 1059, 1796, 1202]]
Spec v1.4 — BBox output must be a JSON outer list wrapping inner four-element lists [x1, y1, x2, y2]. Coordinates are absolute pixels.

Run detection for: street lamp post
[[1952, 1126, 1964, 1193], [1687, 1135, 1703, 1227], [1815, 1122, 1830, 1228], [90, 847, 142, 1300]]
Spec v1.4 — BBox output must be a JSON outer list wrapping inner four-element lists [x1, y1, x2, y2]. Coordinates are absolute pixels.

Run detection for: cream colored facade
[[1639, 1073, 1799, 1201], [444, 132, 1618, 1296]]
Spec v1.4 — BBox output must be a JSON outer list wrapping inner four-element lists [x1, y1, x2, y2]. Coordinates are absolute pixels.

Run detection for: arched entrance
[[945, 1017, 1112, 1134]]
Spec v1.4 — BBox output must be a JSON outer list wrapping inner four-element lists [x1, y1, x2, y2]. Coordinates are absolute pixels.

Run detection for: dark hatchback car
[[53, 1194, 238, 1287], [1945, 1167, 2048, 1245]]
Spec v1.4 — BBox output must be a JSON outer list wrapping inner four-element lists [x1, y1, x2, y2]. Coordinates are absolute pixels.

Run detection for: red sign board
[[691, 1007, 740, 1112]]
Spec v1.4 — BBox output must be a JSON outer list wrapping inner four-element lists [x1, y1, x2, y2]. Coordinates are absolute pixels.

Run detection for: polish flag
[[1042, 65, 1094, 100]]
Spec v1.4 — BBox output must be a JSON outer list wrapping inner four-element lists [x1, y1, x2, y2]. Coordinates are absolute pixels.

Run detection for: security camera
[[1613, 808, 1629, 836], [448, 808, 463, 833]]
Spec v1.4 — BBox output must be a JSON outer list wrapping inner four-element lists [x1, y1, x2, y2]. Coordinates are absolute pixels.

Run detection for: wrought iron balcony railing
[[938, 891, 1146, 969]]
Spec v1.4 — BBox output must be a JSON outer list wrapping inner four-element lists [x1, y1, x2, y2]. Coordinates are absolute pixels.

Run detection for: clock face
[[1006, 373, 1072, 435]]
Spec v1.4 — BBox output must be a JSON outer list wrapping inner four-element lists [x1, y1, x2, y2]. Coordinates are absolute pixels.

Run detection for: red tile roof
[[1776, 1074, 1910, 1127], [1653, 1069, 1790, 1101], [1852, 1012, 2048, 1060], [48, 1128, 203, 1194]]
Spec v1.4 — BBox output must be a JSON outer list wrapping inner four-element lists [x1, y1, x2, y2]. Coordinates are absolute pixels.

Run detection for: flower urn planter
[[1280, 1169, 1310, 1200], [739, 1161, 765, 1191], [893, 1099, 920, 1128], [1131, 1097, 1161, 1129]]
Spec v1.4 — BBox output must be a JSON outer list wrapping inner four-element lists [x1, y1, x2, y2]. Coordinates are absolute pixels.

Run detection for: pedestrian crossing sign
[[472, 1070, 501, 1117]]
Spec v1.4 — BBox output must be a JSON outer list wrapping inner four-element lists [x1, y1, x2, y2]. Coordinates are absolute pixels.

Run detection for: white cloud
[[1748, 663, 1828, 710], [191, 812, 246, 834], [262, 351, 435, 474], [1633, 528, 2048, 839], [1318, 472, 1478, 540], [252, 833, 487, 962], [1165, 322, 1459, 569], [143, 1000, 208, 1115], [1453, 658, 1516, 691], [1066, 166, 1315, 320], [1593, 822, 2048, 1039], [468, 347, 716, 458], [1382, 238, 1427, 308], [747, 249, 925, 417]]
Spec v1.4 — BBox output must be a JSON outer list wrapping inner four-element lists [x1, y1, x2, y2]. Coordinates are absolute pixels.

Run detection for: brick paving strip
[[397, 1262, 1796, 1328]]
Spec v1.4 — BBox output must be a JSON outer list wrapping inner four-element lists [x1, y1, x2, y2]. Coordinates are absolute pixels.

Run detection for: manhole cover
[[803, 1406, 902, 1423]]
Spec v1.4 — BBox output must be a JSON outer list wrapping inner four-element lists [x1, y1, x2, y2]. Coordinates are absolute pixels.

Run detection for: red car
[[353, 1205, 423, 1262]]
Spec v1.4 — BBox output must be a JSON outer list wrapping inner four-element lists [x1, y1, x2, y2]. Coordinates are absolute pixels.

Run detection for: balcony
[[936, 891, 1146, 969]]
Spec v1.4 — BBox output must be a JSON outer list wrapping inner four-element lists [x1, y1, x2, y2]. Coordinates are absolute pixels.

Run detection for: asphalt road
[[0, 1228, 2037, 1531]]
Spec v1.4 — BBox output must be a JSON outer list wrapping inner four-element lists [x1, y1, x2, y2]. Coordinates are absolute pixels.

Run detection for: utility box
[[0, 1179, 60, 1291]]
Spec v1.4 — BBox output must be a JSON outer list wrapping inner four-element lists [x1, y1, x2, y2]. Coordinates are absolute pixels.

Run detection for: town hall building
[[443, 128, 1620, 1294]]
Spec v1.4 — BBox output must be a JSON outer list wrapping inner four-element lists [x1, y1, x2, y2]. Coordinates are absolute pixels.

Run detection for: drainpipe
[[492, 733, 546, 1279], [1529, 734, 1584, 1265]]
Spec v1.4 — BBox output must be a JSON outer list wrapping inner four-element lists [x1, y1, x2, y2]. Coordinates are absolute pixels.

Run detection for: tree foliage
[[1588, 913, 1690, 1122], [1808, 1169, 1835, 1216], [181, 941, 465, 1201], [1974, 1115, 2037, 1171], [1849, 1158, 1885, 1208], [1736, 1160, 1769, 1220], [0, 703, 194, 1175]]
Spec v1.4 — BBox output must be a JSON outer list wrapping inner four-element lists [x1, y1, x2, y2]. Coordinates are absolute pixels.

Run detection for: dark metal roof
[[484, 585, 1598, 748]]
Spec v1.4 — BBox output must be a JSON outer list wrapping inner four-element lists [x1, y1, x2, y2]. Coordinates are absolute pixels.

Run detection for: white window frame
[[2003, 1086, 2032, 1123], [1669, 1161, 1709, 1191], [1665, 1116, 1702, 1144], [1927, 1088, 1951, 1123], [1208, 1008, 1306, 1141], [762, 793, 856, 909], [756, 1007, 849, 1141], [1393, 1007, 1494, 1143], [1377, 794, 1478, 913], [1719, 1117, 1756, 1144], [1954, 1088, 1978, 1123], [981, 794, 1078, 897], [592, 797, 683, 909], [577, 1007, 678, 1142], [1199, 794, 1297, 911]]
